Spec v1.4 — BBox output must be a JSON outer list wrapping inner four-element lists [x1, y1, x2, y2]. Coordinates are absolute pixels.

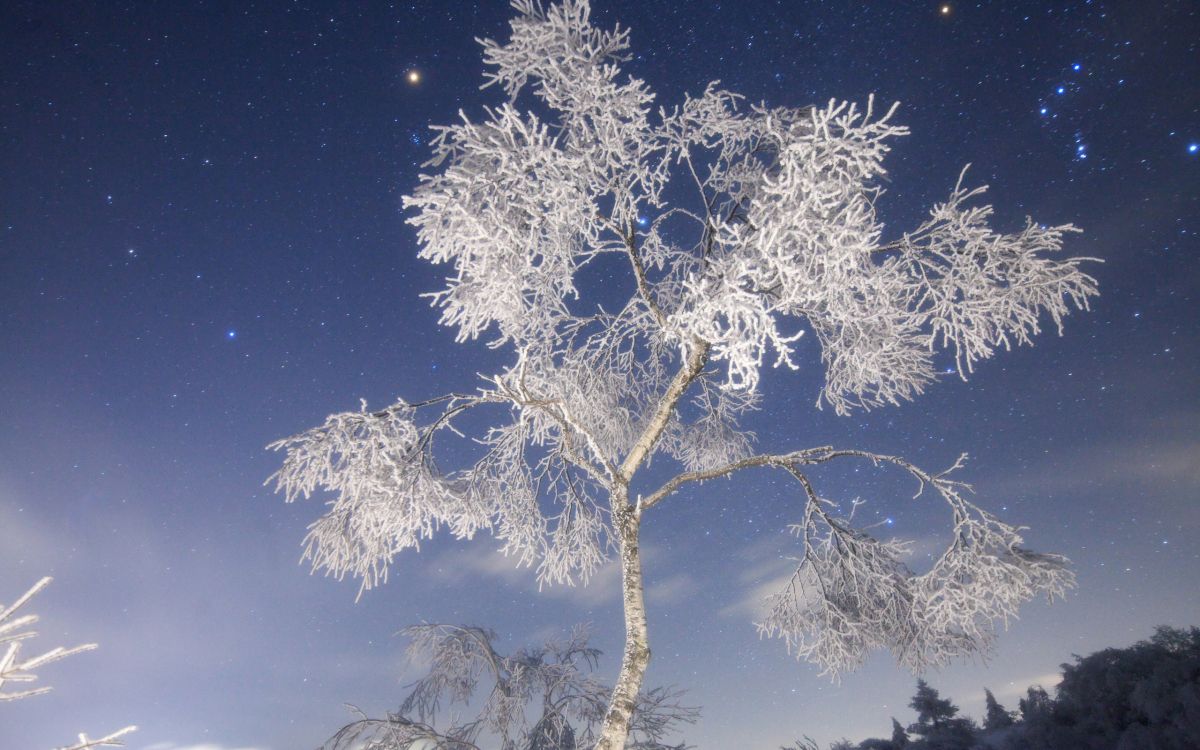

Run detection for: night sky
[[2, 1, 1198, 748]]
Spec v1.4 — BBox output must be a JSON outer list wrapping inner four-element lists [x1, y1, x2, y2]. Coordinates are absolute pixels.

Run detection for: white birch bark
[[595, 499, 652, 750]]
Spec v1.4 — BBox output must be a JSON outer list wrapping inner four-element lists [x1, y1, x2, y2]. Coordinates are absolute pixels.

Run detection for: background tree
[[1, 577, 136, 750], [904, 679, 976, 749], [811, 628, 1200, 750], [1016, 626, 1200, 750], [982, 688, 1015, 732], [1018, 686, 1053, 725], [268, 1, 1097, 746], [907, 679, 958, 736], [903, 681, 978, 750], [321, 623, 695, 750]]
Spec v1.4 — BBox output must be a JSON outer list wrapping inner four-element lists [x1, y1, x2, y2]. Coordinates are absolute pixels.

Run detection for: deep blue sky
[[2, 1, 1197, 748]]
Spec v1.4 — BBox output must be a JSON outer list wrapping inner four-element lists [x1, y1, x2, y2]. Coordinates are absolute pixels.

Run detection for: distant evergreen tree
[[907, 679, 959, 736], [983, 688, 1015, 731], [903, 680, 978, 749], [1017, 685, 1053, 723], [890, 717, 909, 748]]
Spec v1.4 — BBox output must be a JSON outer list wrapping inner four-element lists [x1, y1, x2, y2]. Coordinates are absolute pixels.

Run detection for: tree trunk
[[595, 500, 650, 750], [596, 342, 708, 749]]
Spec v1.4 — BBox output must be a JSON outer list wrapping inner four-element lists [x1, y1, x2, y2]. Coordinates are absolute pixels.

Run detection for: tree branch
[[618, 340, 711, 488], [55, 727, 137, 750], [491, 382, 619, 486], [623, 227, 669, 329], [639, 446, 969, 512]]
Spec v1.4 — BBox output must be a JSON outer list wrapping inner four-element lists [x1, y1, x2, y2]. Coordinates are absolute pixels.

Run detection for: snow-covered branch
[[54, 727, 138, 750], [2, 577, 136, 748], [642, 445, 1072, 674], [756, 455, 1073, 677], [1, 577, 96, 703]]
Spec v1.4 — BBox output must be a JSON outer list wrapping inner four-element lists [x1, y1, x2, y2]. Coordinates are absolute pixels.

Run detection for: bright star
[[1072, 63, 1081, 71], [1040, 107, 1048, 115], [1056, 86, 1065, 95], [406, 70, 421, 85], [1189, 143, 1198, 154], [940, 4, 951, 15], [226, 330, 237, 340], [637, 215, 649, 227]]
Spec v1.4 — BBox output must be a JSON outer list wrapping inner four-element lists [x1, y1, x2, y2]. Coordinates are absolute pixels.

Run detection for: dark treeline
[[798, 626, 1200, 750]]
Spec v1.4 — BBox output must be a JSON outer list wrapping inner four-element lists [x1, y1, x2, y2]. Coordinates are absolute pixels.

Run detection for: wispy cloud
[[646, 572, 700, 606], [428, 539, 622, 608], [966, 671, 1063, 704], [428, 537, 705, 611], [975, 429, 1200, 500], [716, 533, 799, 621]]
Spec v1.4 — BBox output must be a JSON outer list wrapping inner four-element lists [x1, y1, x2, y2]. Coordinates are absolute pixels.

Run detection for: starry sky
[[1, 1, 1197, 748]]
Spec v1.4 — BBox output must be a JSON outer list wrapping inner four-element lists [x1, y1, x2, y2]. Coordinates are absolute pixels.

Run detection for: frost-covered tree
[[267, 1, 1097, 746], [1, 577, 136, 749], [321, 623, 695, 750]]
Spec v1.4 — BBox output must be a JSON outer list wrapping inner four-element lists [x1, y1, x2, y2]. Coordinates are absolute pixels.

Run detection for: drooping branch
[[268, 384, 622, 593], [321, 707, 482, 750], [641, 444, 1072, 675], [323, 622, 695, 750]]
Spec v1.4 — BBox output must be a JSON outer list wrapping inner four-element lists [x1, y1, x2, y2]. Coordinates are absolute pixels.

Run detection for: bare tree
[[1, 577, 136, 749], [322, 623, 695, 750], [267, 1, 1097, 747]]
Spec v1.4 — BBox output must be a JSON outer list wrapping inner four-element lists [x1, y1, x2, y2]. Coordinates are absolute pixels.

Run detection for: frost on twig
[[1, 577, 137, 748], [1, 577, 96, 703], [54, 727, 138, 750]]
